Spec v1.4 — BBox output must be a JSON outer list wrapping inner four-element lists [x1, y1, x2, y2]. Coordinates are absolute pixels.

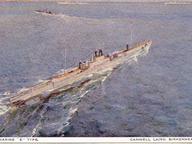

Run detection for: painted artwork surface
[[0, 0, 192, 137]]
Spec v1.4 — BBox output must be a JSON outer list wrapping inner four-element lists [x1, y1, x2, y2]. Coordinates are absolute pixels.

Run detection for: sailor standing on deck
[[79, 61, 82, 69], [95, 51, 98, 57], [126, 44, 129, 50], [99, 49, 103, 56]]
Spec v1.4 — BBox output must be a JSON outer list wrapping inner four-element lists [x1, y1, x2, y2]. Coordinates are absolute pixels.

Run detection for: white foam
[[80, 90, 90, 98], [0, 104, 10, 116], [69, 107, 78, 116], [17, 87, 29, 93], [3, 91, 11, 96]]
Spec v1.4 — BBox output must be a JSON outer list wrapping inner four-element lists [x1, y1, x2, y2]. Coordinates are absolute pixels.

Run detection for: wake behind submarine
[[6, 40, 152, 107]]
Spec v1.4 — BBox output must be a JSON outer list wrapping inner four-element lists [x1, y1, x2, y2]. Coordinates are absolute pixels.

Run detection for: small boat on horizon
[[35, 9, 55, 15]]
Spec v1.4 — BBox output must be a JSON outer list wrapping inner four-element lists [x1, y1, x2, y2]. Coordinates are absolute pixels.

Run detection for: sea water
[[0, 1, 192, 136]]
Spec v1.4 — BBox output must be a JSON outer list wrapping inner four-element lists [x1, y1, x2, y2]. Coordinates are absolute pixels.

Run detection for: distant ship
[[6, 40, 152, 107], [35, 9, 55, 15]]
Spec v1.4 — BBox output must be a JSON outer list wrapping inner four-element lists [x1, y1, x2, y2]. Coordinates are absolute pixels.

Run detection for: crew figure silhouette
[[126, 44, 129, 50]]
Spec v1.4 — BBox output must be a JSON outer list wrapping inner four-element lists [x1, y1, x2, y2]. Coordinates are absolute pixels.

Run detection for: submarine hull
[[9, 40, 152, 107]]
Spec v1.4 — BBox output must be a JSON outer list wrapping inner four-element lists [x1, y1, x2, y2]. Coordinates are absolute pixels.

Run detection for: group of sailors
[[95, 49, 104, 57], [78, 49, 104, 70], [78, 44, 130, 70]]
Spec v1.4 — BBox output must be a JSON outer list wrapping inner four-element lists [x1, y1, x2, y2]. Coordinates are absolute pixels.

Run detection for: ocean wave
[[0, 104, 10, 116], [0, 68, 113, 136]]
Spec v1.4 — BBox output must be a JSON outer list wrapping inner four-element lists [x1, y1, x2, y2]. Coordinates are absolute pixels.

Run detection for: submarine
[[7, 40, 152, 107]]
